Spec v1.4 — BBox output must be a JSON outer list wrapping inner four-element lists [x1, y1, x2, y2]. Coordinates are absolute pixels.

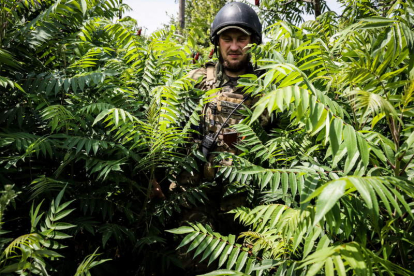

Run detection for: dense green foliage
[[0, 0, 204, 274], [0, 0, 414, 275]]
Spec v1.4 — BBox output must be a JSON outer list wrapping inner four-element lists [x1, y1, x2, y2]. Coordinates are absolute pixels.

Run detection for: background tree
[[184, 0, 228, 38], [171, 0, 229, 64], [256, 0, 329, 27]]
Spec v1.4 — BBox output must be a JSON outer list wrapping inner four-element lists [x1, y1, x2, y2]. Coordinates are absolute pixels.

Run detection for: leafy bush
[[170, 1, 414, 275]]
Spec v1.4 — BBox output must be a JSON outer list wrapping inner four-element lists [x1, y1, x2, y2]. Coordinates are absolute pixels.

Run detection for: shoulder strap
[[205, 64, 216, 88]]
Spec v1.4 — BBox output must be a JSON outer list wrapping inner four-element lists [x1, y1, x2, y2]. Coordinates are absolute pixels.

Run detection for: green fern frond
[[0, 132, 54, 158], [98, 223, 135, 248], [232, 124, 270, 161], [85, 157, 126, 181], [74, 248, 111, 276], [250, 85, 375, 173], [29, 176, 67, 201], [347, 90, 399, 120], [79, 103, 115, 115], [42, 105, 75, 132], [1, 233, 42, 258], [233, 205, 315, 248], [216, 155, 322, 202], [167, 223, 252, 271], [305, 176, 414, 228], [299, 242, 414, 276], [0, 76, 23, 91], [197, 270, 250, 276], [92, 107, 143, 143], [54, 134, 115, 155], [0, 49, 21, 69], [239, 230, 286, 259], [401, 79, 414, 109], [155, 182, 212, 220]]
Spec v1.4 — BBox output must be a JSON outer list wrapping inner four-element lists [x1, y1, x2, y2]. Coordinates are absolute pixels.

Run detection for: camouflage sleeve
[[188, 67, 207, 90]]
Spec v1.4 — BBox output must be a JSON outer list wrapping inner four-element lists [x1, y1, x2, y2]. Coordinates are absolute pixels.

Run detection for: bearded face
[[221, 52, 251, 73], [218, 29, 251, 75]]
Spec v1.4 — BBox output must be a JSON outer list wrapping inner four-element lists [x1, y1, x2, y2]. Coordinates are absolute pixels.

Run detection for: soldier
[[169, 3, 265, 274], [189, 2, 264, 181], [180, 2, 267, 226]]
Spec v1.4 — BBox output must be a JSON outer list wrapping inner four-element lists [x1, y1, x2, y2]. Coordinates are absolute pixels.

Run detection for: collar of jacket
[[209, 61, 257, 88]]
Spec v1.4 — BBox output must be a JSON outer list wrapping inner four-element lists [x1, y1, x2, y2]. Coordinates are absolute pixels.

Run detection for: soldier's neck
[[224, 68, 246, 78]]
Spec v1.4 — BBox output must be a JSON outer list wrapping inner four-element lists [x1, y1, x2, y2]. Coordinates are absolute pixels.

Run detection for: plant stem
[[399, 154, 414, 176]]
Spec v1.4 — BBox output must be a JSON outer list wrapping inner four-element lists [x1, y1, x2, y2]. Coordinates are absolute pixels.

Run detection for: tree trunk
[[119, 0, 123, 19], [313, 0, 321, 18], [179, 0, 185, 30]]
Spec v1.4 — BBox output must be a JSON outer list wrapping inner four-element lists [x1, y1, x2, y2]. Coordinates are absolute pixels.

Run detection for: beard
[[220, 52, 251, 73]]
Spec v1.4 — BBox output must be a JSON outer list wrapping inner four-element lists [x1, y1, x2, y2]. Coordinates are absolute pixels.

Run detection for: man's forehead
[[219, 29, 250, 38]]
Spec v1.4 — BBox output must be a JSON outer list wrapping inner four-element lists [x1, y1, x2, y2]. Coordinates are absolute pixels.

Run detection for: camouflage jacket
[[189, 61, 265, 155]]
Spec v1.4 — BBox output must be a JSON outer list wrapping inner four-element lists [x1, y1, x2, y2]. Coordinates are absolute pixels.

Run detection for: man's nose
[[229, 40, 239, 51]]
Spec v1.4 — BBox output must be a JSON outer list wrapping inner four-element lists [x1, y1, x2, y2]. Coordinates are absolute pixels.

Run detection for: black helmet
[[210, 2, 262, 45]]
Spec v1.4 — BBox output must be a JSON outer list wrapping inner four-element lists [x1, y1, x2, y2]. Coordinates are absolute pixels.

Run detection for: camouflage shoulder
[[188, 62, 216, 80], [188, 67, 207, 82], [188, 62, 216, 90]]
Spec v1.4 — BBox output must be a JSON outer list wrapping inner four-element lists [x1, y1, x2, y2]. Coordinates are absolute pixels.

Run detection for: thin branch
[[399, 154, 414, 176], [387, 159, 396, 170]]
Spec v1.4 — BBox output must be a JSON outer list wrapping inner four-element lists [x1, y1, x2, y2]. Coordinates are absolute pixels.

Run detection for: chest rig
[[201, 63, 253, 157]]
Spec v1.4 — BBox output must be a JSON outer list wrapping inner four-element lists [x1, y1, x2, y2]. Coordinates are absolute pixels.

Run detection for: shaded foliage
[[171, 0, 414, 275]]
